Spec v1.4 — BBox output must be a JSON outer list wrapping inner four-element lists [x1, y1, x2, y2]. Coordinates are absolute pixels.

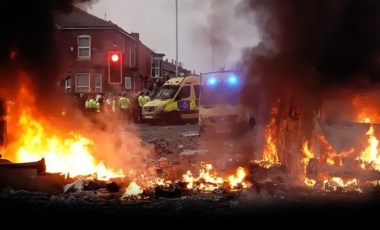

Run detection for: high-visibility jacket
[[90, 99, 97, 108], [118, 96, 130, 109], [86, 99, 96, 109], [85, 99, 91, 108], [138, 95, 144, 107], [142, 95, 150, 105]]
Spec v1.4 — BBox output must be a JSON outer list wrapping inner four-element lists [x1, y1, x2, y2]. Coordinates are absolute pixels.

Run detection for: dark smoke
[[0, 0, 93, 114], [237, 0, 380, 124]]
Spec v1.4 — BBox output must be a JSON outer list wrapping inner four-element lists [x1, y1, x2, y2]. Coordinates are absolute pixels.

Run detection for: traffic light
[[108, 51, 122, 84]]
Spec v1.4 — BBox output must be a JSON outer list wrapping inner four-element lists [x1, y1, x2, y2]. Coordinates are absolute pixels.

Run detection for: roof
[[55, 7, 114, 29], [54, 7, 170, 65]]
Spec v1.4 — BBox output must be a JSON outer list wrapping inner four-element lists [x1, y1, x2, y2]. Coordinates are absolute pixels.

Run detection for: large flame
[[255, 104, 281, 168], [3, 85, 124, 181], [301, 141, 316, 187], [358, 118, 380, 171]]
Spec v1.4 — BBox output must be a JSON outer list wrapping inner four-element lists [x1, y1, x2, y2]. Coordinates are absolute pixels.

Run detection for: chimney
[[165, 59, 168, 62], [130, 32, 140, 41], [179, 61, 182, 67], [171, 59, 174, 64]]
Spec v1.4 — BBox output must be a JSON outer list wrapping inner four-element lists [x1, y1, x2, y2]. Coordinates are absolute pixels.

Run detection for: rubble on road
[[0, 157, 66, 193]]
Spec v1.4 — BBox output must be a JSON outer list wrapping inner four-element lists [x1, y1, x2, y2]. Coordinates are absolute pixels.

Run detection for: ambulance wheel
[[166, 111, 181, 125]]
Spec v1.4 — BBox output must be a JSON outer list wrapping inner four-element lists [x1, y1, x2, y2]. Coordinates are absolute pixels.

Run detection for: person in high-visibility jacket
[[118, 92, 131, 121], [138, 93, 144, 107], [142, 91, 151, 106]]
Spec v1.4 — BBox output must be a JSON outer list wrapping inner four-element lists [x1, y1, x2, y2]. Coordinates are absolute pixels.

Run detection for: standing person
[[118, 91, 131, 122], [153, 79, 159, 91], [142, 91, 151, 106], [131, 92, 142, 123]]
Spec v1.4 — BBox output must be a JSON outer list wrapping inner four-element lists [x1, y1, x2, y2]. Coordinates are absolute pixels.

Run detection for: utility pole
[[175, 0, 179, 76]]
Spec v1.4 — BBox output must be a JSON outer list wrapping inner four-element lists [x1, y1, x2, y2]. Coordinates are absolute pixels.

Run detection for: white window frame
[[77, 35, 91, 59], [65, 78, 71, 93], [94, 73, 102, 92], [129, 46, 136, 67], [75, 73, 90, 92], [152, 58, 160, 78], [124, 77, 132, 90]]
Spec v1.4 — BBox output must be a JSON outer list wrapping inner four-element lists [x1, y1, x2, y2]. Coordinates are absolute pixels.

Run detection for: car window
[[175, 86, 190, 100], [194, 85, 201, 99]]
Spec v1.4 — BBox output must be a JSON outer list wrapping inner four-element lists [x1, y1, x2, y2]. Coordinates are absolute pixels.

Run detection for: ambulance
[[142, 75, 201, 124]]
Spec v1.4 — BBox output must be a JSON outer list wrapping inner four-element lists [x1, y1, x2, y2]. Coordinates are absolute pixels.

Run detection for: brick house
[[162, 59, 192, 82], [54, 7, 156, 94]]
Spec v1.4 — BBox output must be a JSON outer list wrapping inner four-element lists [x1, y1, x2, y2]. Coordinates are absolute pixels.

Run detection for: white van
[[198, 70, 255, 136]]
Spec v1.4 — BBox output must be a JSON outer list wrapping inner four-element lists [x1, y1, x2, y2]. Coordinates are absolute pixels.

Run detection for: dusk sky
[[87, 0, 260, 74]]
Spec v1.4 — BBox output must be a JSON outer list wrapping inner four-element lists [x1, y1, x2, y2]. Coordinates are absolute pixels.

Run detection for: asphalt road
[[1, 123, 380, 225]]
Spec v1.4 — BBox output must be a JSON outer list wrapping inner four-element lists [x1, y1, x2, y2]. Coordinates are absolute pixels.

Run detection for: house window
[[75, 73, 90, 92], [125, 77, 132, 90], [152, 58, 160, 78], [94, 73, 102, 92], [129, 47, 136, 67], [77, 35, 91, 59], [65, 78, 71, 93]]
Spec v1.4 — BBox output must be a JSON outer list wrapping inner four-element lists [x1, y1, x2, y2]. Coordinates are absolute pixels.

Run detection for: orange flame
[[255, 104, 280, 168], [319, 136, 350, 167], [301, 141, 316, 187], [3, 85, 124, 181], [228, 167, 248, 189], [182, 164, 248, 191], [358, 118, 380, 171], [123, 181, 143, 198]]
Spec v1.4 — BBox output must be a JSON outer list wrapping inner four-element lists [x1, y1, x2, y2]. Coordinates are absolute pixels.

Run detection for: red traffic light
[[111, 54, 119, 62], [108, 51, 122, 84]]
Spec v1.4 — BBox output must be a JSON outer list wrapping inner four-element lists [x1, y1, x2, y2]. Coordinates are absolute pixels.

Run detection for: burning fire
[[123, 181, 143, 198], [4, 86, 124, 181], [300, 114, 380, 191], [319, 136, 352, 167], [357, 118, 380, 171], [255, 104, 281, 168], [301, 141, 316, 187], [182, 163, 248, 191]]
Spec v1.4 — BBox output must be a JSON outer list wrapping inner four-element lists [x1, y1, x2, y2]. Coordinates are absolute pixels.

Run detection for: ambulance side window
[[194, 85, 201, 99], [175, 86, 190, 101]]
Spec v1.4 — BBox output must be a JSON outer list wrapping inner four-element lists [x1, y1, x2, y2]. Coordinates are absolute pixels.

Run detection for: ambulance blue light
[[207, 77, 217, 86], [227, 75, 238, 86]]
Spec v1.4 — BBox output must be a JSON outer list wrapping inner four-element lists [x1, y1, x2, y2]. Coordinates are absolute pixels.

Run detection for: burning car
[[277, 88, 380, 189]]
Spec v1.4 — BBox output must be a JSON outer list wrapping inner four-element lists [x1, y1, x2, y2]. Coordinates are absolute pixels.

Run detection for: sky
[[87, 0, 260, 74]]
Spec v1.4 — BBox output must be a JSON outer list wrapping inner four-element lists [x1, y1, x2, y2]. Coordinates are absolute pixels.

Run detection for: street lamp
[[175, 0, 178, 77]]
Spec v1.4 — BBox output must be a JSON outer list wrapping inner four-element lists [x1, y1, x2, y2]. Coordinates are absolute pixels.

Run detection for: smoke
[[237, 0, 380, 117], [190, 0, 257, 72], [0, 0, 95, 114]]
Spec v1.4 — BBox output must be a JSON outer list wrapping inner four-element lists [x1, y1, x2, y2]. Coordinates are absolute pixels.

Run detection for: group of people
[[78, 90, 151, 124]]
